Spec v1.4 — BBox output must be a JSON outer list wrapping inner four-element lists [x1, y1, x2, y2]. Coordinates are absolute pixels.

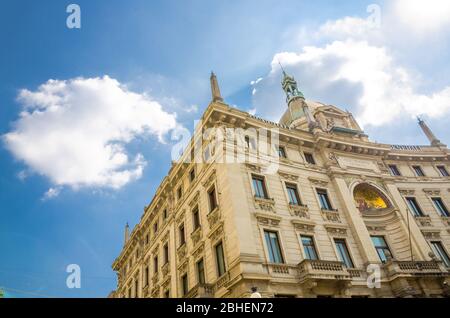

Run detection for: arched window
[[353, 184, 391, 213]]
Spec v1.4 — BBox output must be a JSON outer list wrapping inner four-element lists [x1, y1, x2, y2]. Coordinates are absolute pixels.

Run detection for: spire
[[124, 222, 130, 245], [417, 117, 444, 146], [210, 71, 223, 102], [280, 67, 304, 105]]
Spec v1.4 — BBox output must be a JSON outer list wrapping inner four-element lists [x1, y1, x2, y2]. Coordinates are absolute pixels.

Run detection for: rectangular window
[[196, 258, 206, 285], [192, 206, 201, 230], [164, 290, 170, 298], [153, 222, 158, 234], [301, 235, 319, 260], [134, 278, 139, 298], [412, 165, 425, 177], [430, 241, 450, 267], [244, 136, 256, 149], [163, 209, 168, 220], [177, 186, 183, 199], [406, 197, 424, 217], [208, 187, 218, 212], [264, 231, 284, 264], [334, 239, 354, 268], [437, 165, 449, 177], [286, 183, 301, 206], [128, 287, 132, 298], [278, 146, 287, 158], [163, 243, 169, 265], [153, 255, 158, 273], [252, 175, 268, 199], [190, 168, 196, 182], [304, 152, 316, 165], [144, 266, 149, 287], [215, 241, 227, 277], [388, 164, 401, 176], [145, 234, 149, 245], [179, 224, 186, 246], [181, 274, 188, 296], [316, 189, 333, 210], [432, 198, 450, 217], [371, 236, 392, 263]]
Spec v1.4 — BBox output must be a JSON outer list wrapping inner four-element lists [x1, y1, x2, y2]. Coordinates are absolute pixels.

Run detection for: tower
[[210, 72, 223, 103], [418, 117, 445, 146], [124, 223, 130, 245], [280, 67, 319, 131]]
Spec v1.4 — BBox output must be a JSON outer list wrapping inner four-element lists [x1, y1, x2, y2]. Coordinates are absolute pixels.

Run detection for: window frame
[[196, 258, 206, 285], [436, 165, 450, 177], [181, 273, 189, 296], [179, 223, 186, 246], [252, 174, 269, 199], [163, 242, 169, 265], [208, 186, 218, 212], [277, 146, 287, 159], [316, 188, 334, 211], [192, 205, 201, 230], [388, 164, 401, 176], [285, 182, 302, 206], [430, 241, 450, 267], [412, 165, 425, 177], [300, 235, 319, 261], [431, 197, 450, 217], [371, 235, 393, 263], [214, 241, 227, 278], [334, 238, 355, 268], [263, 230, 285, 264], [405, 197, 425, 217], [304, 152, 316, 165]]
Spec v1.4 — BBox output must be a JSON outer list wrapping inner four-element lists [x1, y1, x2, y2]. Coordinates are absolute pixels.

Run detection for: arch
[[353, 183, 392, 213]]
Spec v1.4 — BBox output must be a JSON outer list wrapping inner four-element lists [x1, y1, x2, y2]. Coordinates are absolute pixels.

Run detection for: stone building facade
[[111, 71, 450, 298]]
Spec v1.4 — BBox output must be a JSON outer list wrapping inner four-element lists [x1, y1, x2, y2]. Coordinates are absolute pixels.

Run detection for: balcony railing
[[385, 260, 447, 277], [185, 283, 215, 298], [320, 209, 341, 223], [298, 260, 350, 282]]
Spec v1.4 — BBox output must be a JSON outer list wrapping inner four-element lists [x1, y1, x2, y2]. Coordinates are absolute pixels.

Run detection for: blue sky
[[1, 0, 450, 297]]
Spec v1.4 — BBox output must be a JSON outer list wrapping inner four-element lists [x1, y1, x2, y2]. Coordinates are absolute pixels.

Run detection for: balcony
[[264, 263, 294, 276], [254, 196, 276, 212], [384, 260, 448, 278], [298, 260, 350, 284], [320, 209, 341, 223], [185, 284, 215, 298], [288, 204, 309, 218]]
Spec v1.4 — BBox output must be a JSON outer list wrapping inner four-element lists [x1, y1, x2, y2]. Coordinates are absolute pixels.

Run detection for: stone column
[[385, 183, 432, 260], [332, 176, 381, 265]]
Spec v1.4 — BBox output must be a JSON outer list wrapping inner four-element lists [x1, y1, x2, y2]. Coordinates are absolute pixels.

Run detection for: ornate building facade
[[112, 71, 450, 298]]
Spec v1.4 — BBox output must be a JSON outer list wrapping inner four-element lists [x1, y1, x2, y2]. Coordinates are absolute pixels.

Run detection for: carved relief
[[255, 213, 281, 227], [291, 220, 315, 233], [278, 171, 299, 181]]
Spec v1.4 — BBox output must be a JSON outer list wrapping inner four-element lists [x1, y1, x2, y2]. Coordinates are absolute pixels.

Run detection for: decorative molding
[[415, 216, 432, 227], [278, 171, 299, 181], [176, 210, 186, 225], [422, 188, 441, 196], [399, 188, 415, 196], [255, 212, 282, 227], [177, 244, 187, 260], [366, 225, 386, 232], [207, 207, 221, 228], [191, 227, 203, 246], [245, 163, 261, 173], [177, 259, 188, 273], [421, 230, 441, 239], [208, 222, 224, 243], [308, 177, 329, 187], [189, 191, 200, 207], [192, 242, 205, 260], [291, 220, 315, 233], [324, 224, 348, 236], [202, 169, 216, 189]]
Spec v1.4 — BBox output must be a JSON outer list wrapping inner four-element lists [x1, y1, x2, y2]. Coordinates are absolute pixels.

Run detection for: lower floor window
[[301, 235, 319, 260], [334, 239, 354, 268], [430, 241, 450, 267]]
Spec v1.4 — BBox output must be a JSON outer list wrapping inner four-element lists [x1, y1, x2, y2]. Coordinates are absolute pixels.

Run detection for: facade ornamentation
[[112, 71, 450, 299]]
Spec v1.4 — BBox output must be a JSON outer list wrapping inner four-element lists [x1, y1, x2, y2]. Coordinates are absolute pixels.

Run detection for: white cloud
[[392, 0, 450, 34], [255, 40, 450, 127], [3, 76, 178, 190], [43, 187, 61, 200]]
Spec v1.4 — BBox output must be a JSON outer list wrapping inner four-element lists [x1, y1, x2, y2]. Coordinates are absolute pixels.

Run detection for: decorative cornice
[[278, 171, 299, 181], [308, 177, 329, 187], [255, 212, 282, 227], [291, 220, 315, 233]]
